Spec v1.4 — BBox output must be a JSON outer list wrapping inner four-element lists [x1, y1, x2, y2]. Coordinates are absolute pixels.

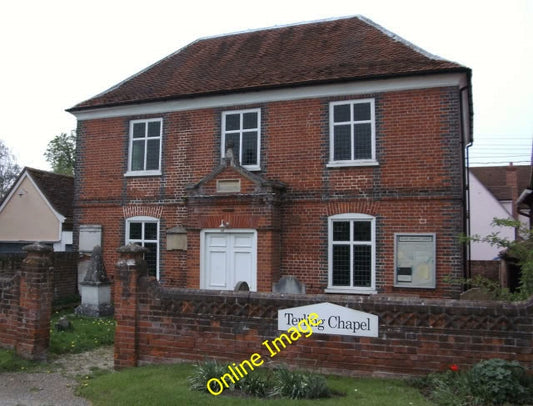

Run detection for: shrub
[[271, 366, 331, 399], [423, 370, 481, 406], [239, 373, 272, 397], [414, 359, 533, 406], [460, 218, 533, 301], [188, 360, 227, 393], [188, 361, 331, 399], [469, 359, 532, 405]]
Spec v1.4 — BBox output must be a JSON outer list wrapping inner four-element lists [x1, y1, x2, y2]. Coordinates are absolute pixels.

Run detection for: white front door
[[202, 230, 257, 291]]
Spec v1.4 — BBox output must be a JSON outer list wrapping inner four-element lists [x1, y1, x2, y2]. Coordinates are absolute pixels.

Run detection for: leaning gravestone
[[75, 246, 113, 317]]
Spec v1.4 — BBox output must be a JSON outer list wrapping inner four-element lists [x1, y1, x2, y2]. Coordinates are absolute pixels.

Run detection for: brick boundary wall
[[114, 245, 533, 376], [1, 252, 78, 302], [470, 260, 500, 282], [0, 243, 53, 360], [52, 252, 79, 301]]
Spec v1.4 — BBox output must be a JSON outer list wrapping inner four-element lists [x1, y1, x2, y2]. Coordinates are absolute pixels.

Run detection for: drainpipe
[[460, 85, 473, 280]]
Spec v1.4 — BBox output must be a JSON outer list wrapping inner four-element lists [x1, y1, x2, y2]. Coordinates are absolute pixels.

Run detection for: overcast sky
[[1, 0, 531, 170]]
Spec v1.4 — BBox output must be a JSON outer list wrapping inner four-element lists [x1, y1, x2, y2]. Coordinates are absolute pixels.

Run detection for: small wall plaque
[[216, 179, 241, 193], [167, 226, 187, 250]]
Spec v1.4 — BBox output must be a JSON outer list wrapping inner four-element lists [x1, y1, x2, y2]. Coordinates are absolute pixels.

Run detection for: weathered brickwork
[[0, 244, 53, 360], [114, 251, 533, 376], [51, 252, 79, 301], [76, 86, 465, 298]]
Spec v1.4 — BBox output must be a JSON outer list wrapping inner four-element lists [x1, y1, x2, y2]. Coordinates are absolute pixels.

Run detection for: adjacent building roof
[[470, 165, 531, 201], [26, 168, 74, 223], [69, 15, 469, 112], [1, 167, 74, 230]]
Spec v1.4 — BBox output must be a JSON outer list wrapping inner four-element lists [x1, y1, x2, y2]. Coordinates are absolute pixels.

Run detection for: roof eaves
[[67, 37, 204, 113], [68, 67, 470, 114]]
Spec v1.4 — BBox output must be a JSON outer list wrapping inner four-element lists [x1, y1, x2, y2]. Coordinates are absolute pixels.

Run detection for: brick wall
[[76, 85, 465, 298], [471, 260, 500, 282], [0, 244, 53, 360], [52, 252, 79, 301], [1, 252, 78, 302], [114, 249, 533, 375]]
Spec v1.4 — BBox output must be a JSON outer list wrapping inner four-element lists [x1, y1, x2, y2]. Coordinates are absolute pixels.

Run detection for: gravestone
[[75, 246, 113, 317], [272, 275, 305, 294]]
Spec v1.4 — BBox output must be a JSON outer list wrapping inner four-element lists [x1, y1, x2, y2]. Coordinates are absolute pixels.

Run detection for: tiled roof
[[470, 165, 531, 201], [26, 168, 74, 229], [70, 15, 468, 111]]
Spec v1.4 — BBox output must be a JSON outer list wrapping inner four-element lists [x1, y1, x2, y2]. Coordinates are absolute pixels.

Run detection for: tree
[[461, 218, 533, 300], [44, 131, 76, 176], [0, 140, 21, 199]]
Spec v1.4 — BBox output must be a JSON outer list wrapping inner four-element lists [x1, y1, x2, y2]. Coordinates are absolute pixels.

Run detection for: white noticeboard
[[394, 233, 436, 289], [278, 302, 378, 337]]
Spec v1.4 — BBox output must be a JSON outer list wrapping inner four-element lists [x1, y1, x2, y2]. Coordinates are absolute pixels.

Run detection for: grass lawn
[[78, 363, 432, 406], [0, 349, 38, 372], [0, 310, 115, 372], [49, 310, 115, 355]]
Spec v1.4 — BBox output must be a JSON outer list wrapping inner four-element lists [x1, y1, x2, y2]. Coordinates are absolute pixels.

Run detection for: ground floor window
[[126, 216, 159, 279], [327, 213, 376, 294]]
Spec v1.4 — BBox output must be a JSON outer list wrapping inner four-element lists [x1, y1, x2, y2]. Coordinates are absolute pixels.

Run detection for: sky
[[0, 0, 531, 170]]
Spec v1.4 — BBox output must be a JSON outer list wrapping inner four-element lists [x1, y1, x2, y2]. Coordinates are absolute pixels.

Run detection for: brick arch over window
[[122, 205, 163, 219], [326, 201, 379, 217]]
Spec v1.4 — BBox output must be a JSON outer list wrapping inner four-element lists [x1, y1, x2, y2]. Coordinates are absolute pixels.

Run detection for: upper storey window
[[222, 109, 260, 171], [328, 99, 377, 167], [126, 118, 162, 176]]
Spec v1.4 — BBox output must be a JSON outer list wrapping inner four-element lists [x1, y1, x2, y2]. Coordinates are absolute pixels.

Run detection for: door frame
[[200, 228, 257, 291]]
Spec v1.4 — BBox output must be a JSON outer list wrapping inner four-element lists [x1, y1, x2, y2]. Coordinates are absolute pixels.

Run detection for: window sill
[[393, 283, 436, 289], [325, 287, 377, 295], [242, 165, 261, 172], [124, 170, 162, 177], [327, 160, 379, 168]]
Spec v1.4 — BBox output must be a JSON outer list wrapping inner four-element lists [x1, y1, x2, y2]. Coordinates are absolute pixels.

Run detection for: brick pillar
[[17, 242, 53, 360], [114, 243, 148, 369]]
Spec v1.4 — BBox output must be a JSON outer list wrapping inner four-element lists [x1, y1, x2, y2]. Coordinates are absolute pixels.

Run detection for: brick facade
[[114, 249, 533, 375], [75, 85, 466, 298]]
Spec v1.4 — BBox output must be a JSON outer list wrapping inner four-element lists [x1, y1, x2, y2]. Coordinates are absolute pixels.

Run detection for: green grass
[[0, 310, 116, 372], [49, 311, 116, 355], [78, 363, 432, 406], [0, 349, 39, 372]]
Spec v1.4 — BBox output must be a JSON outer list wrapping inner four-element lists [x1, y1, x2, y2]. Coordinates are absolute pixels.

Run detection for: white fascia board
[[71, 73, 468, 121], [0, 174, 24, 214]]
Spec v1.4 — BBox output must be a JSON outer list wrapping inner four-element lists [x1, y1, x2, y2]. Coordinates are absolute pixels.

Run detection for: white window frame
[[326, 213, 376, 294], [327, 98, 378, 168], [125, 216, 160, 280], [125, 118, 163, 176], [221, 108, 261, 171]]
